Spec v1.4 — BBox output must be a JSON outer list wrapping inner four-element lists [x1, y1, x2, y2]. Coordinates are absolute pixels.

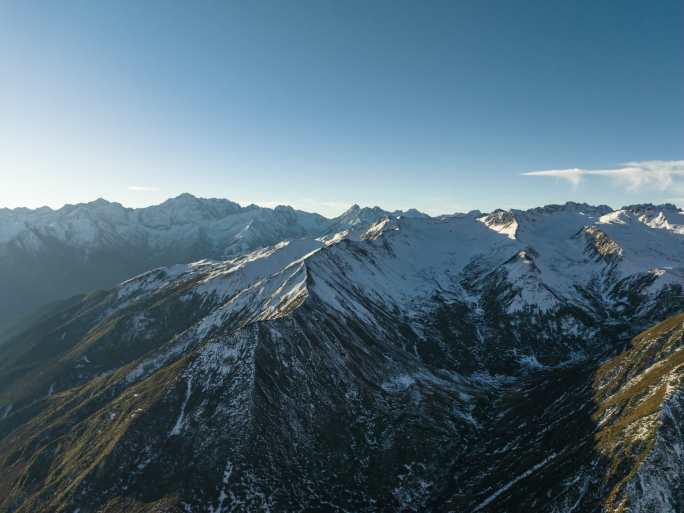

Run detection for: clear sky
[[0, 0, 682, 216]]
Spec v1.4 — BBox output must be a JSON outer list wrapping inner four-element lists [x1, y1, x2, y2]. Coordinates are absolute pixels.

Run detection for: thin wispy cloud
[[128, 185, 159, 192], [523, 160, 684, 191]]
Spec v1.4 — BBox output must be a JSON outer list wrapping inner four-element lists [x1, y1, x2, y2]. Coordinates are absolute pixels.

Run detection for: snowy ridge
[[100, 201, 684, 384], [109, 201, 684, 327], [0, 194, 434, 329]]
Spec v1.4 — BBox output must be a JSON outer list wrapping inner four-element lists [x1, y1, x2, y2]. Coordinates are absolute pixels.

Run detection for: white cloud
[[523, 160, 684, 191], [128, 185, 159, 192]]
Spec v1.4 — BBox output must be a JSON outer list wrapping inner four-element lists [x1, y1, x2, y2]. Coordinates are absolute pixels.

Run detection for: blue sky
[[0, 0, 682, 216]]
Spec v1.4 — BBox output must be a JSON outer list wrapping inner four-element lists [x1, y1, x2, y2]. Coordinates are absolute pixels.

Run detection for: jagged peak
[[90, 197, 116, 206], [361, 216, 399, 241], [620, 203, 681, 214], [340, 204, 361, 216], [479, 209, 518, 240], [521, 201, 613, 217], [333, 204, 390, 227], [401, 208, 428, 217], [155, 193, 201, 209], [274, 204, 295, 213], [160, 192, 239, 208], [579, 225, 623, 262], [58, 197, 123, 211], [55, 199, 128, 220], [598, 203, 684, 231], [389, 207, 430, 219], [170, 192, 198, 202]]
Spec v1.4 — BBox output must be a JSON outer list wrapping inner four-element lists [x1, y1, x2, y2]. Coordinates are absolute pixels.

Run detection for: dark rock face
[[0, 202, 683, 512]]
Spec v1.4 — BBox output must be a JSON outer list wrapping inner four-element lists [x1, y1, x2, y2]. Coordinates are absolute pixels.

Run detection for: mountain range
[[0, 197, 683, 512], [0, 194, 426, 334]]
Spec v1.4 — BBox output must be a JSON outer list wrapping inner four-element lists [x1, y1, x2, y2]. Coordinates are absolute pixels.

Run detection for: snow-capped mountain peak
[[1, 196, 682, 333]]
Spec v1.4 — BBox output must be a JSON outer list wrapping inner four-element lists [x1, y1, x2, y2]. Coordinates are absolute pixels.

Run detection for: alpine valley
[[0, 198, 683, 512]]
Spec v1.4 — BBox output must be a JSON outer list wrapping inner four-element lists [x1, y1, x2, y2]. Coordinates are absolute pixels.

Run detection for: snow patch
[[170, 377, 193, 436]]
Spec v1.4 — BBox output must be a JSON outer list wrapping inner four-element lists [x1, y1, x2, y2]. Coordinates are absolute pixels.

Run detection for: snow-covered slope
[[122, 200, 684, 327], [92, 200, 684, 349], [0, 195, 424, 332], [0, 194, 327, 254], [1, 197, 682, 345]]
